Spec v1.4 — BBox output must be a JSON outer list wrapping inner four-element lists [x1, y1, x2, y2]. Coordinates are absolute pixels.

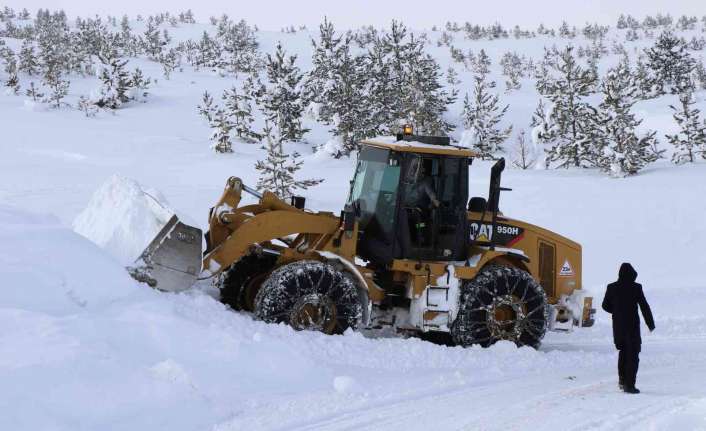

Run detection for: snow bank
[[73, 174, 174, 264], [0, 204, 143, 316]]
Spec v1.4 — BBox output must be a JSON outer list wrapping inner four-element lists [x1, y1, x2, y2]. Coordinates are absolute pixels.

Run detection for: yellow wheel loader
[[129, 131, 595, 348]]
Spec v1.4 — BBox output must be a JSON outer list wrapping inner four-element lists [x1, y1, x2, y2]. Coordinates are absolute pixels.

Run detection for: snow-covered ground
[[2, 15, 706, 431]]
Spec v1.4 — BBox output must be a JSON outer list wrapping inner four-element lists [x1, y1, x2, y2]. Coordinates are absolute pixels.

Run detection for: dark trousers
[[618, 344, 640, 388]]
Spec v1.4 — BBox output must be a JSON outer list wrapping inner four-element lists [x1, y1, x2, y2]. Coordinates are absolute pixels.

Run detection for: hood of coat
[[618, 262, 638, 283]]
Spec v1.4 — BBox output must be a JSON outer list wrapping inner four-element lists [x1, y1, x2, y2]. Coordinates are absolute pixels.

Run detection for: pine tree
[[511, 130, 538, 169], [593, 62, 662, 176], [461, 75, 512, 159], [262, 42, 308, 142], [195, 31, 221, 70], [633, 56, 657, 99], [473, 48, 492, 79], [302, 17, 343, 122], [407, 46, 456, 135], [222, 85, 257, 141], [42, 68, 69, 108], [539, 46, 598, 168], [666, 91, 706, 163], [645, 30, 696, 95], [500, 51, 523, 92], [446, 66, 461, 89], [93, 49, 131, 109], [217, 18, 260, 75], [209, 109, 234, 153], [3, 57, 20, 94], [693, 61, 706, 90], [530, 98, 554, 144], [78, 95, 98, 117], [158, 47, 179, 79], [142, 19, 164, 60], [363, 21, 454, 136], [130, 68, 151, 102], [18, 40, 39, 75], [198, 90, 216, 122], [25, 82, 44, 102], [323, 34, 372, 156], [255, 120, 322, 198]]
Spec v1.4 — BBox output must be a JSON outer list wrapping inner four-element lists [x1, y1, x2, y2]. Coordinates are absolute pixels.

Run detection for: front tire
[[218, 253, 278, 311], [451, 265, 548, 348], [254, 260, 363, 334]]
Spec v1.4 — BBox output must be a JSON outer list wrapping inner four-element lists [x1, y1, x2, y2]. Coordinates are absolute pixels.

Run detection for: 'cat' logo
[[469, 222, 524, 246]]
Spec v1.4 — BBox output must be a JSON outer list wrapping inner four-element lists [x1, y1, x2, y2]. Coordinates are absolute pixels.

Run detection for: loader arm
[[202, 177, 348, 276], [203, 210, 341, 275]]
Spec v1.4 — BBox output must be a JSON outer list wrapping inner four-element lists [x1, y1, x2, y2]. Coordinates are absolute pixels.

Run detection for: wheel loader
[[129, 129, 595, 347]]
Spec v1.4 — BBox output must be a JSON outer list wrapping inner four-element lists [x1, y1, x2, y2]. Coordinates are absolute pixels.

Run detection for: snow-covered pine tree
[[510, 129, 537, 169], [255, 119, 322, 198], [666, 90, 706, 163], [446, 66, 461, 89], [25, 82, 44, 101], [217, 18, 260, 75], [130, 68, 151, 102], [617, 14, 628, 29], [593, 62, 662, 177], [42, 68, 69, 108], [197, 90, 216, 123], [302, 17, 343, 123], [530, 98, 554, 144], [262, 42, 308, 142], [3, 55, 20, 94], [324, 34, 373, 157], [209, 108, 234, 153], [693, 61, 706, 90], [194, 31, 221, 70], [93, 49, 131, 109], [500, 51, 523, 92], [377, 20, 415, 132], [407, 46, 456, 135], [18, 39, 39, 75], [645, 30, 696, 95], [633, 55, 657, 99], [77, 95, 98, 117], [539, 46, 597, 168], [461, 75, 512, 159], [362, 21, 454, 136], [473, 48, 492, 80], [222, 85, 257, 141], [142, 19, 164, 60], [158, 47, 179, 79]]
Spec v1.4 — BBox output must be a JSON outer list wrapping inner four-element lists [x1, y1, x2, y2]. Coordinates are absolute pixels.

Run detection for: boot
[[623, 386, 640, 394], [618, 378, 624, 390]]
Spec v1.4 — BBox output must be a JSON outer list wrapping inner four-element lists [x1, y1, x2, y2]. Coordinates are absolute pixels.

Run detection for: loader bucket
[[127, 215, 203, 292]]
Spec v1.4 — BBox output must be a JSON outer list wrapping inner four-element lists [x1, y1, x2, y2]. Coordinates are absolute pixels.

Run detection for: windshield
[[348, 147, 401, 234]]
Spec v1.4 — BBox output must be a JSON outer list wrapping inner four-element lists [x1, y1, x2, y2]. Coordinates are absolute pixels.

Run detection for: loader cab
[[348, 137, 471, 266]]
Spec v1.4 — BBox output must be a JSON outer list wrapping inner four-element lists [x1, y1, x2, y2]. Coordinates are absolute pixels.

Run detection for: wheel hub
[[289, 293, 338, 334], [486, 295, 527, 342]]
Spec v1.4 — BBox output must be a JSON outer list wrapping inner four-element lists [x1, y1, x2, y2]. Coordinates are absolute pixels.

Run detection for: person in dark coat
[[602, 263, 655, 394]]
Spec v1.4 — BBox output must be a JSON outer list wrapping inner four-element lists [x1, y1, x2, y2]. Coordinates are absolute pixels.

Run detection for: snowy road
[[211, 338, 706, 431]]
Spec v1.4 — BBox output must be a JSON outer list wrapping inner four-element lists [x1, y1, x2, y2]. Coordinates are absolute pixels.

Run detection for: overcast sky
[[5, 0, 704, 30]]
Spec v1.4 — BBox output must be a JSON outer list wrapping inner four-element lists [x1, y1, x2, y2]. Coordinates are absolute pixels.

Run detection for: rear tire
[[218, 253, 278, 311], [254, 260, 363, 334], [451, 265, 548, 348]]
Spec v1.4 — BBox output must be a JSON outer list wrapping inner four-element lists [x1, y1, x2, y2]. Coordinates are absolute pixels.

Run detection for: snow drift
[[0, 204, 143, 316], [72, 174, 174, 264]]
